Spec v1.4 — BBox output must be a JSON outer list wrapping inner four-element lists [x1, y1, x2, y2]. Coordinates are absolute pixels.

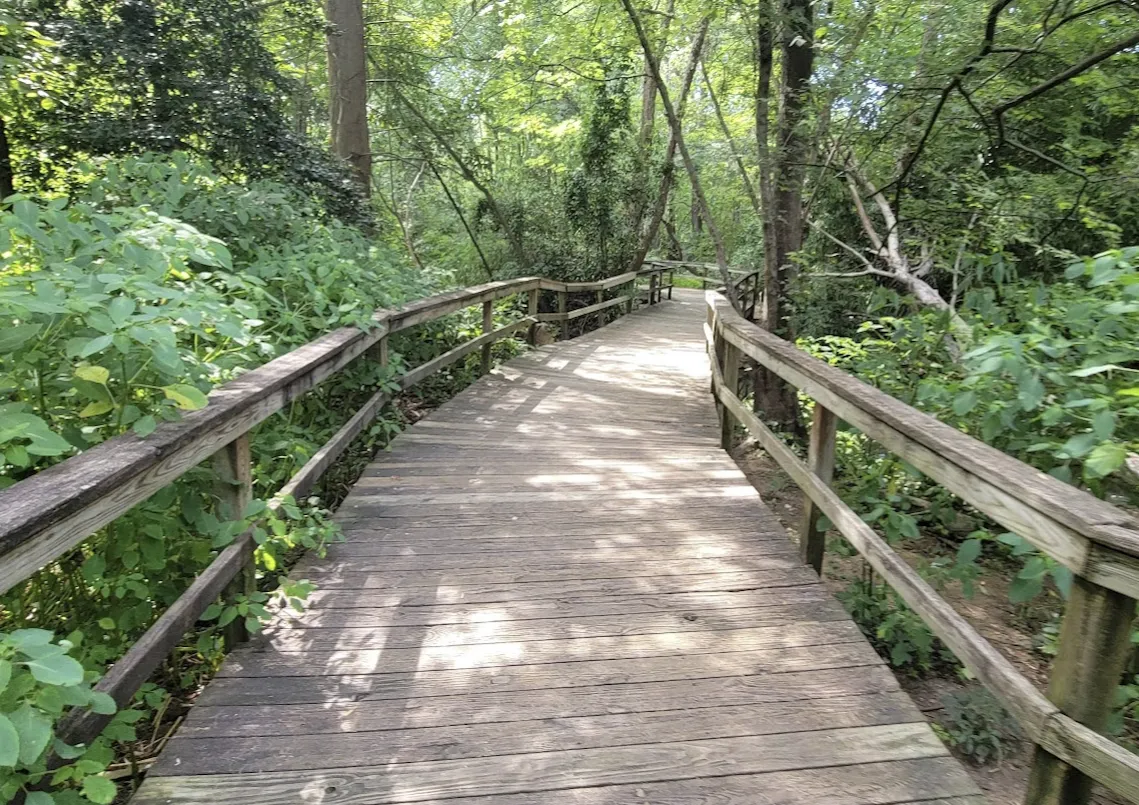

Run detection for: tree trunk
[[701, 60, 761, 218], [0, 117, 14, 201], [398, 91, 530, 270], [754, 0, 813, 430], [620, 2, 736, 304], [324, 0, 372, 196], [638, 0, 674, 148], [628, 19, 706, 274], [429, 162, 495, 281]]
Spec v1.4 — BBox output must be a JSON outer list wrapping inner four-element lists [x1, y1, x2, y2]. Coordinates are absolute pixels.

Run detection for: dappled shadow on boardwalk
[[133, 290, 981, 805]]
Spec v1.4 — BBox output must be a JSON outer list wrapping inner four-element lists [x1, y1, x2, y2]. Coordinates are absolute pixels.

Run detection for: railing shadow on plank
[[0, 262, 715, 752], [706, 289, 1139, 805]]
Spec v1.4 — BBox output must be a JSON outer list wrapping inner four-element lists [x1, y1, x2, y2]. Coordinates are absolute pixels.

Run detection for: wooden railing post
[[649, 272, 658, 305], [799, 404, 837, 574], [212, 433, 254, 647], [526, 288, 539, 345], [595, 288, 604, 330], [667, 269, 674, 300], [480, 300, 493, 374], [719, 339, 739, 450], [1024, 579, 1134, 805], [624, 281, 634, 315], [557, 290, 569, 340]]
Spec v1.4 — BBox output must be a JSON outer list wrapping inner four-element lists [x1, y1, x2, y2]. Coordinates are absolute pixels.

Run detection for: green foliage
[[4, 0, 367, 222], [0, 629, 143, 804], [839, 578, 958, 676], [0, 153, 430, 801], [939, 686, 1020, 765]]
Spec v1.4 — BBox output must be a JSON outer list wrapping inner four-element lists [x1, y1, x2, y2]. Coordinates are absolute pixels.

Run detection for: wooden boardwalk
[[134, 290, 981, 805]]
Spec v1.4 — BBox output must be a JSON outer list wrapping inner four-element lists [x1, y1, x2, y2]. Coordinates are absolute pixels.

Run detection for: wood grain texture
[[135, 290, 976, 805]]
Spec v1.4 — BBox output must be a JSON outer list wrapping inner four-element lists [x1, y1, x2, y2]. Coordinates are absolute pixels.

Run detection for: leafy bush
[[838, 578, 958, 676], [0, 630, 142, 804], [0, 153, 434, 801], [939, 686, 1020, 765], [800, 248, 1138, 610]]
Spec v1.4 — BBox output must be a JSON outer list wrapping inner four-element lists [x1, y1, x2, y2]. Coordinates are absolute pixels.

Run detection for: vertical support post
[[799, 404, 837, 574], [480, 300, 493, 374], [649, 272, 658, 305], [595, 288, 604, 330], [624, 281, 634, 315], [1024, 578, 1134, 805], [719, 340, 739, 450], [557, 290, 568, 340], [367, 332, 389, 371], [667, 269, 674, 299], [526, 288, 539, 346], [213, 433, 254, 647]]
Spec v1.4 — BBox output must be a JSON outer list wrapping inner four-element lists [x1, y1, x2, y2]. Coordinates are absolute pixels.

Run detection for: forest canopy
[[1, 0, 1139, 802]]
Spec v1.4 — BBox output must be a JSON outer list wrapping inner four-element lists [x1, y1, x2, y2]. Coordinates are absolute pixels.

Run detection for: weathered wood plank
[[253, 601, 851, 652], [222, 620, 864, 677], [176, 665, 909, 739], [151, 692, 921, 775], [198, 640, 882, 707], [134, 723, 950, 805]]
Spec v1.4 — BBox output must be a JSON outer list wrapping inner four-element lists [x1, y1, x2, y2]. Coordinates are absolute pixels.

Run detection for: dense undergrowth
[[785, 248, 1139, 762], [0, 153, 490, 803]]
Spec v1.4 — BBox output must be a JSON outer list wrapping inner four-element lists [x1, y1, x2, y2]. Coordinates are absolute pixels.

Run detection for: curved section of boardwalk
[[134, 290, 981, 805]]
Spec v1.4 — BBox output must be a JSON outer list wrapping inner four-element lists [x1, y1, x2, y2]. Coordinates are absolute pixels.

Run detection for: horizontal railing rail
[[0, 267, 679, 749], [706, 290, 1139, 805]]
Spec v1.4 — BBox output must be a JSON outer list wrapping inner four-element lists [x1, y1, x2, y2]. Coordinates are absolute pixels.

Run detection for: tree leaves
[[22, 654, 84, 687], [162, 384, 209, 411]]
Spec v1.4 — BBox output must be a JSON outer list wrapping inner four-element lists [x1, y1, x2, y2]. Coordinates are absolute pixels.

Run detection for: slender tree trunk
[[398, 91, 530, 270], [621, 3, 736, 304], [638, 0, 675, 148], [755, 1, 778, 330], [701, 60, 761, 217], [429, 162, 495, 281], [754, 0, 813, 429], [324, 0, 372, 196], [629, 18, 707, 273], [0, 117, 14, 200]]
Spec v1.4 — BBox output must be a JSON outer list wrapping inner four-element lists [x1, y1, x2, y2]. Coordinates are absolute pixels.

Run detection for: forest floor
[[731, 440, 1125, 805]]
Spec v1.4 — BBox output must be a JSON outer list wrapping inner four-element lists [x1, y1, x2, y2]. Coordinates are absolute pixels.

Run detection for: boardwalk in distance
[[134, 290, 981, 805]]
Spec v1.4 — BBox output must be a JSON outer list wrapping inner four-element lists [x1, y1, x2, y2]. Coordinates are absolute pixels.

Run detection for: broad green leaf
[[0, 660, 10, 694], [9, 629, 53, 649], [163, 384, 209, 411], [25, 792, 55, 805], [1092, 409, 1115, 441], [79, 400, 115, 418], [81, 775, 117, 805], [1017, 375, 1045, 411], [1008, 575, 1043, 604], [957, 539, 982, 566], [1085, 442, 1127, 478], [0, 714, 18, 767], [10, 703, 52, 764], [132, 415, 157, 437], [1060, 433, 1098, 459], [951, 391, 976, 416], [1069, 364, 1123, 377], [79, 334, 114, 358], [108, 296, 136, 327], [74, 365, 110, 385], [24, 653, 84, 686], [0, 324, 42, 354], [88, 691, 117, 716]]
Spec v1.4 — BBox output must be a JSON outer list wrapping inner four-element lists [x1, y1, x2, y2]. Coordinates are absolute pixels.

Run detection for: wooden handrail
[[706, 289, 1139, 805], [0, 268, 670, 749]]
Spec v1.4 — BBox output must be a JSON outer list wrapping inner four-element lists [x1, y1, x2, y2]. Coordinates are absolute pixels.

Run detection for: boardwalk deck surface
[[135, 290, 982, 804]]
